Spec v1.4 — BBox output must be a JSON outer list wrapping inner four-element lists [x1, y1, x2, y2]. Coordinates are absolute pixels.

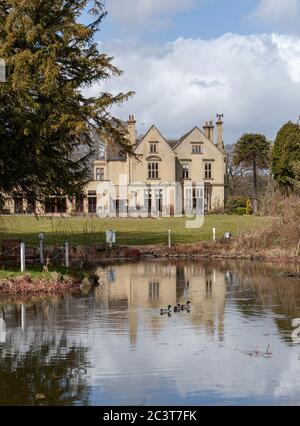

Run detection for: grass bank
[[0, 265, 97, 297], [0, 265, 74, 280], [0, 215, 263, 246]]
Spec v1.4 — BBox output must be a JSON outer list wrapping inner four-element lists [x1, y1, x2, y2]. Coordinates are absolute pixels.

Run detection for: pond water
[[1, 260, 300, 406]]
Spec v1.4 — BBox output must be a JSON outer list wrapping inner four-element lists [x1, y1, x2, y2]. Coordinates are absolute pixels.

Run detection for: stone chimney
[[127, 114, 136, 145], [203, 120, 214, 143], [216, 113, 224, 152]]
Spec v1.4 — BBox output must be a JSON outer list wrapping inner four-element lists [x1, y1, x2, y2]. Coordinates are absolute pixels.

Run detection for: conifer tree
[[0, 0, 133, 202], [272, 121, 300, 193], [233, 133, 271, 204]]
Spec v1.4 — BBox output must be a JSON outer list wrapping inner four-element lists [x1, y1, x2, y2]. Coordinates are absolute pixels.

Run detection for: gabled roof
[[134, 125, 176, 155], [100, 123, 225, 163], [173, 126, 225, 155]]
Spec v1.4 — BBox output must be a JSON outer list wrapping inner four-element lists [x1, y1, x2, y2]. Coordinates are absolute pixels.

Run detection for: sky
[[83, 0, 300, 143]]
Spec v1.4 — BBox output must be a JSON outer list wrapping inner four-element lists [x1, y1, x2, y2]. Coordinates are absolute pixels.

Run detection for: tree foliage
[[272, 121, 300, 193], [233, 133, 271, 200], [291, 161, 300, 190], [0, 0, 133, 201]]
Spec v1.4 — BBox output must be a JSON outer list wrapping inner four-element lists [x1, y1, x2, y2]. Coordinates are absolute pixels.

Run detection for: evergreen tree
[[233, 133, 271, 204], [272, 121, 300, 193], [0, 0, 133, 202], [292, 161, 300, 190]]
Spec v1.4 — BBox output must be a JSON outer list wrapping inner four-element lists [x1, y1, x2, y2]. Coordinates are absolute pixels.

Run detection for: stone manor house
[[3, 114, 226, 216]]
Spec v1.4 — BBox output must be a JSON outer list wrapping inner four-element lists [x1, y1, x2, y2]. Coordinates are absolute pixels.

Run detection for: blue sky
[[83, 0, 300, 143], [97, 0, 262, 43]]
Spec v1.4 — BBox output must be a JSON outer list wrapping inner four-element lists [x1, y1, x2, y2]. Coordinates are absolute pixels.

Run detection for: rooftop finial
[[216, 113, 224, 122]]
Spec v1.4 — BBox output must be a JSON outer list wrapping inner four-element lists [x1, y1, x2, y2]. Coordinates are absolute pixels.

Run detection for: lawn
[[0, 214, 263, 247]]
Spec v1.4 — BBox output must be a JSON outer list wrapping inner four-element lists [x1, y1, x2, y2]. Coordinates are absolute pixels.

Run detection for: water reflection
[[0, 317, 5, 343], [95, 262, 226, 345], [1, 260, 300, 405]]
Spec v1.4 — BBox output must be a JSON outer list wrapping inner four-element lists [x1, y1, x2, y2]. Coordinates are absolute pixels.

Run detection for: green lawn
[[0, 214, 263, 246]]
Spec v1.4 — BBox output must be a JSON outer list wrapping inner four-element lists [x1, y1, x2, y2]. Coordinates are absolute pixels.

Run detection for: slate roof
[[106, 140, 127, 161], [166, 139, 179, 149]]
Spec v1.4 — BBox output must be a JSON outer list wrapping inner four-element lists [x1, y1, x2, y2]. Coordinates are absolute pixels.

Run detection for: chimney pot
[[203, 120, 214, 142]]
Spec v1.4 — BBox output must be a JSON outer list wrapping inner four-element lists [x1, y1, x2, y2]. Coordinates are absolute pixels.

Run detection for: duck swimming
[[177, 301, 191, 312], [160, 305, 172, 315], [173, 302, 191, 312], [173, 304, 182, 313], [182, 301, 191, 310]]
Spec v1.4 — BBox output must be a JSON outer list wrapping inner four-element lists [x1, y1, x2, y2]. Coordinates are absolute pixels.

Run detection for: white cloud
[[250, 0, 300, 34], [88, 33, 300, 144], [105, 0, 197, 27]]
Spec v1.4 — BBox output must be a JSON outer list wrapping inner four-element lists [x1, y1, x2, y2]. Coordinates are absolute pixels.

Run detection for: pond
[[1, 260, 300, 406]]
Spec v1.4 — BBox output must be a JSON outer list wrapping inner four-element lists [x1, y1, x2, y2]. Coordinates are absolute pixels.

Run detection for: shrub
[[225, 196, 247, 213], [211, 199, 225, 214], [234, 191, 300, 255]]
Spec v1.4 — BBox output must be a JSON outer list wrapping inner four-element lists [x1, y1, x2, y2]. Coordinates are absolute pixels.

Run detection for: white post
[[65, 241, 69, 268], [213, 227, 216, 242], [20, 242, 25, 273], [168, 229, 171, 248], [39, 233, 44, 265]]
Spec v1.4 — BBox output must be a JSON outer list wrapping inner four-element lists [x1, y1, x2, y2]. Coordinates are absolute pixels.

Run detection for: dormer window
[[192, 145, 202, 154], [150, 143, 157, 153]]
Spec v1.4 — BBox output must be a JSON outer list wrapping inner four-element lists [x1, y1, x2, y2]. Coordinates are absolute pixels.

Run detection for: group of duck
[[160, 301, 191, 316]]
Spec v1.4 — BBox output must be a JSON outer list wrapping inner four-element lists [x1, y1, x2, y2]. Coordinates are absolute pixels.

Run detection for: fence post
[[20, 242, 25, 273], [168, 229, 172, 248], [213, 227, 216, 242], [65, 241, 69, 268], [38, 232, 45, 265]]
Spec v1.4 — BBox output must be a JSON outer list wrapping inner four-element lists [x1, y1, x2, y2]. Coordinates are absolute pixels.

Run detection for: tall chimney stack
[[216, 113, 224, 152], [203, 120, 214, 142], [127, 114, 136, 145]]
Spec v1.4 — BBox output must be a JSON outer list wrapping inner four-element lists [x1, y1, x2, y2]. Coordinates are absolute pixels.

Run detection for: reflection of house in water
[[179, 264, 226, 340], [96, 263, 178, 309], [95, 262, 226, 344]]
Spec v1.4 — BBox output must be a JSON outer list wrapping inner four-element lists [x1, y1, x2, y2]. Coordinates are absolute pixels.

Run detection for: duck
[[181, 301, 191, 311], [160, 305, 172, 315], [173, 304, 182, 313]]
